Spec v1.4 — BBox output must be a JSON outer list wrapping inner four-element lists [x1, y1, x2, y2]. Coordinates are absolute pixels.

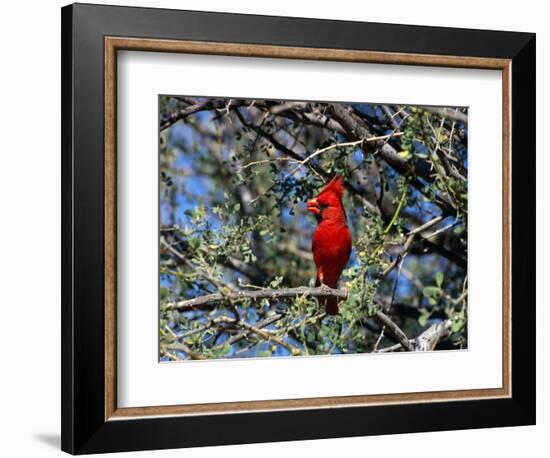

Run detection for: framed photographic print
[[61, 3, 536, 454]]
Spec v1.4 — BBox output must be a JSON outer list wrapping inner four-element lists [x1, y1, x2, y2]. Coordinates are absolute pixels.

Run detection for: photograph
[[158, 96, 469, 361], [54, 2, 537, 454], [48, 1, 540, 453]]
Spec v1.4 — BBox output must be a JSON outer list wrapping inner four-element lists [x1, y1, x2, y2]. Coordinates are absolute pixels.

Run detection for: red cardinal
[[306, 176, 352, 315]]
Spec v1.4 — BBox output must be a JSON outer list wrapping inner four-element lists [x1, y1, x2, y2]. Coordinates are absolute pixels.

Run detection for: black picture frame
[[61, 3, 536, 454]]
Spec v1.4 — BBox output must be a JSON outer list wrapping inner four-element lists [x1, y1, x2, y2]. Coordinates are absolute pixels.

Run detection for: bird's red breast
[[307, 176, 352, 314]]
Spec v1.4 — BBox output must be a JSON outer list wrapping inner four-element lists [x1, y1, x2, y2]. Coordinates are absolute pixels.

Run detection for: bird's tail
[[315, 278, 339, 315], [324, 296, 339, 315]]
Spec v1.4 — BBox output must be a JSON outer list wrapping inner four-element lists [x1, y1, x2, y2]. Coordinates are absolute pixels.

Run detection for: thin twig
[[373, 326, 386, 352], [163, 341, 207, 360], [379, 215, 444, 280], [161, 238, 234, 292], [373, 310, 413, 351], [284, 133, 403, 179], [212, 313, 283, 348], [406, 215, 444, 236], [241, 157, 297, 170], [422, 221, 459, 240], [235, 319, 302, 355]]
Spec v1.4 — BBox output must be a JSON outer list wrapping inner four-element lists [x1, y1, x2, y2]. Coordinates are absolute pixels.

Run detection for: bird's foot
[[319, 282, 333, 291]]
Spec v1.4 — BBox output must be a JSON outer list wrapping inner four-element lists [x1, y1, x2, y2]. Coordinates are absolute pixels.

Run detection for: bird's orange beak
[[306, 198, 321, 215]]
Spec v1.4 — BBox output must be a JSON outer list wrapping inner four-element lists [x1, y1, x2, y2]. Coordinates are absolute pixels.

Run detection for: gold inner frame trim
[[104, 36, 512, 421]]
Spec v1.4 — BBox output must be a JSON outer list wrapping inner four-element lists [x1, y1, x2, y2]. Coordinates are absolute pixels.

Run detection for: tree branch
[[232, 105, 465, 266], [376, 318, 452, 353], [424, 107, 468, 124], [330, 103, 457, 214], [164, 286, 347, 311], [413, 319, 452, 351], [163, 286, 413, 352], [163, 341, 207, 360], [378, 215, 444, 280], [372, 310, 413, 351], [160, 98, 251, 131], [213, 313, 283, 347]]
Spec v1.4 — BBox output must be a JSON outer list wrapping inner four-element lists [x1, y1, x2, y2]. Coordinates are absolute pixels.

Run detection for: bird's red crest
[[317, 175, 344, 199]]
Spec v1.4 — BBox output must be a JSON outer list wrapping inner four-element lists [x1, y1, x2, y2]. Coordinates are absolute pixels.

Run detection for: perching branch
[[164, 286, 414, 352], [164, 286, 347, 311]]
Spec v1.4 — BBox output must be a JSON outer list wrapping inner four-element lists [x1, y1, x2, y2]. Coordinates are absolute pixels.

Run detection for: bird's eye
[[319, 203, 329, 211]]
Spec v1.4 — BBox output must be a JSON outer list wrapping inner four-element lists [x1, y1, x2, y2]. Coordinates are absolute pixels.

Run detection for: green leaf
[[453, 225, 465, 235], [189, 237, 201, 250], [398, 150, 410, 159], [451, 318, 465, 333], [270, 276, 284, 288], [423, 286, 440, 298], [435, 272, 444, 287], [219, 342, 231, 356], [418, 311, 431, 327]]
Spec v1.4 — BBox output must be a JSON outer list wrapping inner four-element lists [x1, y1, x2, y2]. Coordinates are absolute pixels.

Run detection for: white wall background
[[0, 1, 544, 456]]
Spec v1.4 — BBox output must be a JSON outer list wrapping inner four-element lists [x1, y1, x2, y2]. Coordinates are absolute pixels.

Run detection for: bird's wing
[[345, 227, 352, 259], [311, 229, 320, 257]]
